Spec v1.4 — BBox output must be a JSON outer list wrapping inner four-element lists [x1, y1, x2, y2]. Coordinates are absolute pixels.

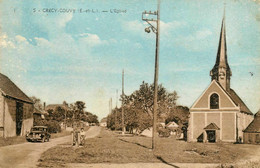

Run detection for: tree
[[52, 106, 65, 122], [165, 105, 189, 129], [108, 81, 179, 133], [71, 101, 86, 120], [30, 96, 43, 110]]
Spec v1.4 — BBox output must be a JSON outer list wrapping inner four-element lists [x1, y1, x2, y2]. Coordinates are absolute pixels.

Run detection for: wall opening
[[210, 93, 219, 109], [16, 102, 23, 136]]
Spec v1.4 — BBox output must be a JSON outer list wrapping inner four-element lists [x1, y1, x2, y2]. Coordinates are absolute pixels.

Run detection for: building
[[0, 73, 34, 137], [166, 121, 178, 129], [33, 107, 48, 123], [100, 117, 107, 127], [188, 15, 254, 143], [45, 102, 67, 111], [243, 110, 260, 144]]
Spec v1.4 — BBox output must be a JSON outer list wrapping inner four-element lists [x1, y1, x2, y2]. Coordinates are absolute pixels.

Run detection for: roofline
[[0, 73, 33, 104], [190, 80, 238, 109], [4, 95, 33, 104], [229, 88, 253, 115]]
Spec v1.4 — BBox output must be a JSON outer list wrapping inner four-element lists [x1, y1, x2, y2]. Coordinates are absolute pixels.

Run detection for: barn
[[0, 73, 34, 137], [243, 110, 260, 144]]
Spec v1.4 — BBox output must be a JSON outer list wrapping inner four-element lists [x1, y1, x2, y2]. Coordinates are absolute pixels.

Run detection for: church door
[[206, 130, 216, 143]]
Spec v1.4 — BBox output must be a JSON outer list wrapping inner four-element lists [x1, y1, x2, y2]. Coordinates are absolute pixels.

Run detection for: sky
[[0, 0, 259, 120]]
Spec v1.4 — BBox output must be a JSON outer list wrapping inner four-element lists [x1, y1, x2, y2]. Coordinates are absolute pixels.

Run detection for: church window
[[210, 93, 219, 109]]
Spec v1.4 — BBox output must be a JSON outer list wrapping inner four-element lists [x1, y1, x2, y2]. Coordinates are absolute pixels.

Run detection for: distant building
[[33, 107, 48, 123], [45, 103, 67, 111], [100, 118, 107, 127], [243, 110, 260, 144], [188, 15, 254, 143], [166, 121, 178, 129], [0, 73, 34, 137]]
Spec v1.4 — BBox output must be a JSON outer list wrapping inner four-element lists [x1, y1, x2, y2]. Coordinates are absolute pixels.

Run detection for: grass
[[38, 128, 260, 167]]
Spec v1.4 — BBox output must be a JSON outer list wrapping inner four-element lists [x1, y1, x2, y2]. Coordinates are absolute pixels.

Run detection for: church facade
[[187, 16, 254, 143]]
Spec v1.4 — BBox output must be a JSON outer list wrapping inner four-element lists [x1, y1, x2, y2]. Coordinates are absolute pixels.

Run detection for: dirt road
[[0, 126, 101, 168]]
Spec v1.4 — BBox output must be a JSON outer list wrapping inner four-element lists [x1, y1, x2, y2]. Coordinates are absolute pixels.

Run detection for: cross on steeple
[[210, 10, 232, 92]]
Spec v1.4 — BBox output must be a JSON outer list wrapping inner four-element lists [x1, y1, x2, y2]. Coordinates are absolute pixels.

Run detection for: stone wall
[[2, 97, 33, 137]]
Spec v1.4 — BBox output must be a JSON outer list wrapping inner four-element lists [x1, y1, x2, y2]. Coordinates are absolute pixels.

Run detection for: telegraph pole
[[116, 89, 118, 108], [109, 98, 112, 114], [122, 69, 125, 135], [115, 89, 118, 130], [142, 0, 160, 150]]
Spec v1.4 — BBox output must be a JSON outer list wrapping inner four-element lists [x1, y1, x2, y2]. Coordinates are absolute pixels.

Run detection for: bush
[[158, 128, 171, 137], [46, 120, 61, 133], [33, 119, 61, 133]]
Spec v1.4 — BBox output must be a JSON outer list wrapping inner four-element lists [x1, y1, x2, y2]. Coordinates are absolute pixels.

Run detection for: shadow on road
[[155, 156, 180, 168], [118, 138, 152, 150]]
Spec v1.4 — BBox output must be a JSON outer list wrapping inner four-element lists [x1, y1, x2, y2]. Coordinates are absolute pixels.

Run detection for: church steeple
[[210, 11, 232, 92]]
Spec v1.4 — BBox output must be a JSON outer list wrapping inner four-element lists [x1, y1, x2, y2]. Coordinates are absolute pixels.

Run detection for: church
[[188, 14, 254, 143]]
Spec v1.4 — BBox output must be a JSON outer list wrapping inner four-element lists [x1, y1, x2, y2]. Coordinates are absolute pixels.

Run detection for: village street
[[0, 126, 101, 168]]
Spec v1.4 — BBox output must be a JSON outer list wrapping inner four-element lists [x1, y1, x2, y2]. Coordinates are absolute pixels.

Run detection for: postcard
[[0, 0, 259, 167]]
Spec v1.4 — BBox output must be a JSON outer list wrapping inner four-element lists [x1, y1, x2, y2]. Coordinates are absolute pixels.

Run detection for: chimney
[[43, 102, 46, 110]]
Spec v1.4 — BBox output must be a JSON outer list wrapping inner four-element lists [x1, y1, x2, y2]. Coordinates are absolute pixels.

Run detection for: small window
[[210, 93, 219, 109]]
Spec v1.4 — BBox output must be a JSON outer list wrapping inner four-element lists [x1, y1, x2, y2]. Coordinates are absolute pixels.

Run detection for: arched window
[[210, 93, 219, 109]]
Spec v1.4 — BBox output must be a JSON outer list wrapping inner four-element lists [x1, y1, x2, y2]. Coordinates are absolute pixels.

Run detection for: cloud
[[15, 35, 27, 43], [174, 29, 213, 51], [78, 33, 106, 47], [160, 20, 186, 34], [195, 30, 212, 39], [121, 20, 145, 35], [0, 33, 15, 48], [122, 20, 186, 37], [57, 14, 73, 28]]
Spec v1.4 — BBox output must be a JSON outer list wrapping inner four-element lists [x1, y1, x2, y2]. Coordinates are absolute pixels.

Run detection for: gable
[[0, 73, 33, 104], [191, 80, 237, 109], [244, 111, 260, 133], [204, 123, 220, 130]]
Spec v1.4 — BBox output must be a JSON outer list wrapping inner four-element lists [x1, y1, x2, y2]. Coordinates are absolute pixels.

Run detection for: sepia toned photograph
[[0, 0, 259, 167]]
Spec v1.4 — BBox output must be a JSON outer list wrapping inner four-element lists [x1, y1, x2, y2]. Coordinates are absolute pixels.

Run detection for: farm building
[[0, 73, 34, 137], [188, 15, 254, 143], [166, 121, 178, 129], [243, 110, 260, 144]]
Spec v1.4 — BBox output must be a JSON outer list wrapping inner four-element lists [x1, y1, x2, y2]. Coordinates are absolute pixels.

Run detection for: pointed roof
[[229, 89, 253, 115], [215, 14, 229, 69], [0, 73, 33, 103], [244, 110, 260, 133], [204, 123, 220, 130], [191, 80, 237, 109]]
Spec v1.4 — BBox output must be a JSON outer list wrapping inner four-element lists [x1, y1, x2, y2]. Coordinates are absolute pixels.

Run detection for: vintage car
[[26, 126, 51, 142]]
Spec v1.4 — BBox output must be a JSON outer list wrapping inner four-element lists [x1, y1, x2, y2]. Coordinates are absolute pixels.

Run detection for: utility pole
[[122, 69, 125, 135], [116, 89, 118, 108], [109, 98, 112, 114], [115, 89, 118, 130], [142, 0, 160, 150], [111, 98, 112, 114]]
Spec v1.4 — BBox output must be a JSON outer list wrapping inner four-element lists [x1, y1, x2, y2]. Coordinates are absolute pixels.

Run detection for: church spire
[[210, 10, 232, 92]]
